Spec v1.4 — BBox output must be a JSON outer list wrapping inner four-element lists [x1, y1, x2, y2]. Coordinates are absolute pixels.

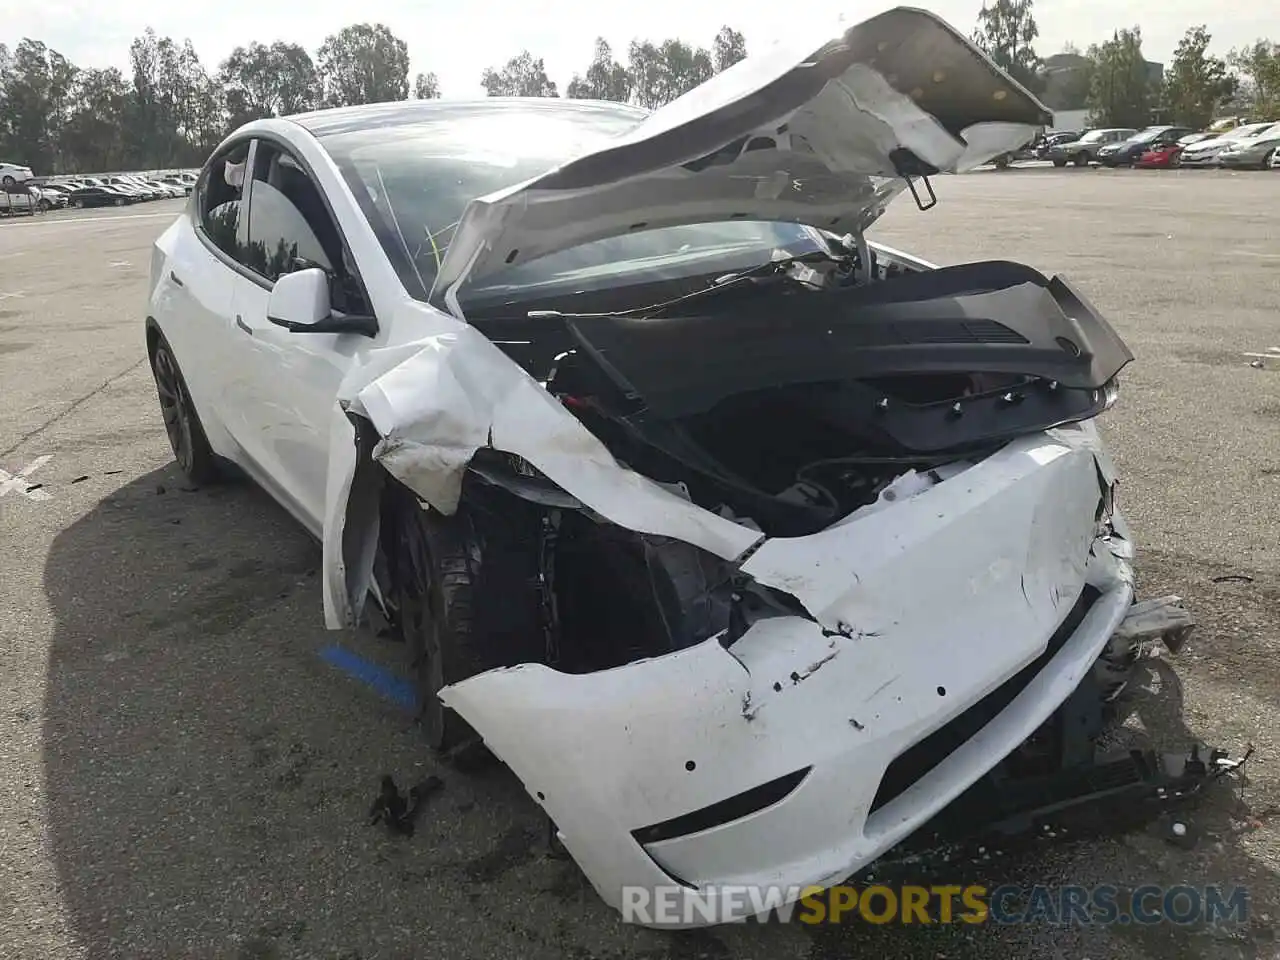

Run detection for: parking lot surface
[[2, 170, 1279, 960]]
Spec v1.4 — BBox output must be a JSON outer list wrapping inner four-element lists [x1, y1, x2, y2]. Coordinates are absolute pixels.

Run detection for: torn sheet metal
[[320, 308, 765, 628], [739, 432, 1104, 635]]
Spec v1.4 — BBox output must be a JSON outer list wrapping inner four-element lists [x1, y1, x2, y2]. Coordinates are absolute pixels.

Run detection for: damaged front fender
[[320, 310, 764, 629]]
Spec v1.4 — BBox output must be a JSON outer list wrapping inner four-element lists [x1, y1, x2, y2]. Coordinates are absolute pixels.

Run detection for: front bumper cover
[[440, 423, 1147, 927]]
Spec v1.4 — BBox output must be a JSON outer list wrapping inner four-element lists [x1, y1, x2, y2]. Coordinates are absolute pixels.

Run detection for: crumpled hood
[[428, 5, 1050, 314]]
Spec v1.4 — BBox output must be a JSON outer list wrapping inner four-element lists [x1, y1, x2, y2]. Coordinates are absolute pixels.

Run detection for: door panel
[[217, 138, 370, 532], [153, 215, 236, 450], [225, 276, 350, 530]]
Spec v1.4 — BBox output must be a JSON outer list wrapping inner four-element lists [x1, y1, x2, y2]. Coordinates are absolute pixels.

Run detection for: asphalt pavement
[[2, 169, 1279, 959]]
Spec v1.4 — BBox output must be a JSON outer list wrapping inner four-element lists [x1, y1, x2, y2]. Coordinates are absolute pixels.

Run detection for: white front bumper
[[439, 423, 1133, 927]]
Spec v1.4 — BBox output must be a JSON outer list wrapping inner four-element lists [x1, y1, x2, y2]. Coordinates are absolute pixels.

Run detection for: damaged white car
[[146, 6, 1200, 928]]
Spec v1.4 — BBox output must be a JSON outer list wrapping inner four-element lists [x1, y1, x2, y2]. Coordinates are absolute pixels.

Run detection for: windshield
[[1132, 128, 1170, 144], [1078, 131, 1109, 143], [320, 102, 820, 305]]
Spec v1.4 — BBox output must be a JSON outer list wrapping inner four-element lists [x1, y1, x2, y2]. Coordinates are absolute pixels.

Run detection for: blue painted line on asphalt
[[319, 644, 416, 710]]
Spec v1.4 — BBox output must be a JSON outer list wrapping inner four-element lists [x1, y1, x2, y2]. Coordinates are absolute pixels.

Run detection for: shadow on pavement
[[40, 467, 1280, 959]]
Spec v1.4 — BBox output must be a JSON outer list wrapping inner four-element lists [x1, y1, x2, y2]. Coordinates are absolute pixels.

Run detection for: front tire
[[1052, 158, 1067, 168], [1, 175, 14, 187], [150, 334, 219, 485], [389, 485, 487, 752], [1073, 152, 1089, 167], [1092, 629, 1142, 717]]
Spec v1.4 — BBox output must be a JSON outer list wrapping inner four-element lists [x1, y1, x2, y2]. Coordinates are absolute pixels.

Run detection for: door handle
[[169, 270, 184, 287], [235, 315, 252, 335]]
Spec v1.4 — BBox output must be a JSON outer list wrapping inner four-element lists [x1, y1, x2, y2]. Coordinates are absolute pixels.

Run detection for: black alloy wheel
[[150, 336, 218, 484]]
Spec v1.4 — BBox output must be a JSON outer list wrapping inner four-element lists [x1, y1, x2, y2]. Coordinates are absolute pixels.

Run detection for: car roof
[[288, 97, 649, 140]]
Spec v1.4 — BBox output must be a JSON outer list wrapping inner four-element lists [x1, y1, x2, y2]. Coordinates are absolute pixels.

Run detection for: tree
[[127, 30, 183, 167], [627, 38, 712, 108], [481, 51, 558, 97], [1164, 27, 1235, 129], [1086, 28, 1154, 129], [0, 40, 78, 172], [317, 23, 410, 107], [414, 72, 440, 99], [60, 68, 131, 172], [972, 0, 1043, 92], [712, 27, 748, 73], [565, 38, 630, 101], [1228, 41, 1280, 119], [220, 42, 319, 128]]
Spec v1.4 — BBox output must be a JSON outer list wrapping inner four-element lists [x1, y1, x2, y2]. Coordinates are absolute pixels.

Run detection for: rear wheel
[[150, 334, 219, 485], [74, 199, 84, 209], [1, 175, 14, 187], [114, 197, 124, 206]]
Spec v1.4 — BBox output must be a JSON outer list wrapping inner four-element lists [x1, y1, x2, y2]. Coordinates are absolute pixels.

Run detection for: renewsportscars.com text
[[621, 883, 1250, 926]]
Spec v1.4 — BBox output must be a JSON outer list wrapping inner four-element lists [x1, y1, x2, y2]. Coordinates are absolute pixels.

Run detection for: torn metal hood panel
[[427, 6, 1051, 309]]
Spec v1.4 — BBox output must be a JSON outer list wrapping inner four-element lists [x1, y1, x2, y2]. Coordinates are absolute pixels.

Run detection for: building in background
[[1041, 52, 1165, 126]]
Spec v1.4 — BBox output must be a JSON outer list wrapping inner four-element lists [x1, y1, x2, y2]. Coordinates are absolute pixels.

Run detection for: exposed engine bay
[[412, 241, 1130, 676]]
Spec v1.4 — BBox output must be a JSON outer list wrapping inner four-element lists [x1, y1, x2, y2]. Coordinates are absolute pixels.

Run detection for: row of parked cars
[[1033, 121, 1280, 170], [0, 167, 197, 216]]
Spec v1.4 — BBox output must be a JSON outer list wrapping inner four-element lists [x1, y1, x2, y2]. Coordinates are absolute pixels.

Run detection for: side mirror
[[266, 267, 377, 337], [267, 267, 329, 328]]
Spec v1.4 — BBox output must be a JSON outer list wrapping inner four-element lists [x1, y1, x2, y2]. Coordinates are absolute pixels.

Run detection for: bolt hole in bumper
[[439, 426, 1197, 927]]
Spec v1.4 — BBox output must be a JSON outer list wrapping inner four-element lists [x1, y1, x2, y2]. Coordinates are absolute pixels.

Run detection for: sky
[[7, 1, 1280, 98]]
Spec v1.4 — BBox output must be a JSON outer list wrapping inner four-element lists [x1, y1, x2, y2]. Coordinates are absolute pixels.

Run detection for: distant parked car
[[1096, 126, 1196, 167], [1045, 128, 1138, 167], [1134, 139, 1186, 168], [158, 175, 194, 195], [1179, 122, 1278, 167], [1, 160, 34, 186], [1035, 131, 1080, 159], [145, 178, 186, 198], [0, 182, 37, 216], [1206, 116, 1257, 135], [106, 175, 160, 199], [67, 185, 135, 208], [29, 184, 70, 210], [1218, 129, 1280, 169], [987, 133, 1041, 168]]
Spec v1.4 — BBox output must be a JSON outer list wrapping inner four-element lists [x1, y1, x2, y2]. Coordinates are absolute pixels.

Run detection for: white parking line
[[0, 455, 53, 501], [1243, 346, 1280, 361], [0, 212, 177, 227]]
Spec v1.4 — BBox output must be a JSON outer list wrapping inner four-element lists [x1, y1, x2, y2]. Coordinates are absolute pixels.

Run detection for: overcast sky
[[10, 1, 1280, 97]]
